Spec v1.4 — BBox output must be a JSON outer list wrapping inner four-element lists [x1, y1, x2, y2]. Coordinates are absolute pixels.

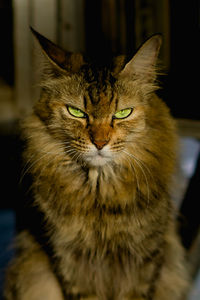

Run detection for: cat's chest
[[53, 193, 144, 260], [52, 197, 148, 296], [43, 165, 150, 255], [51, 166, 136, 216]]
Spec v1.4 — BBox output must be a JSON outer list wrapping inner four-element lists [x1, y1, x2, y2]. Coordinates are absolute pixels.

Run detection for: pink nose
[[93, 140, 108, 150]]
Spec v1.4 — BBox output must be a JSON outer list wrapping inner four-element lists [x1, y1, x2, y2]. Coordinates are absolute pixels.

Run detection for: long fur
[[4, 33, 189, 300]]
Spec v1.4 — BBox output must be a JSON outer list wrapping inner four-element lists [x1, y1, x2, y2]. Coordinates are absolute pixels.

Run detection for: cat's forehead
[[83, 65, 115, 95], [80, 66, 117, 114], [84, 88, 116, 118], [84, 71, 114, 102], [60, 64, 139, 113]]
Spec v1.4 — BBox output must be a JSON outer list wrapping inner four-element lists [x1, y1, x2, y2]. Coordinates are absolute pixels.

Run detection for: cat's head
[[31, 28, 162, 167]]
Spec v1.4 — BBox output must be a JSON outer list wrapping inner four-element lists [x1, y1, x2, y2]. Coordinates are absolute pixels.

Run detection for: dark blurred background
[[0, 0, 200, 299]]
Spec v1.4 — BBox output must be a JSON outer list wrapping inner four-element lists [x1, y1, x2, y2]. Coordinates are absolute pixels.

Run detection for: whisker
[[20, 140, 72, 182], [20, 136, 88, 184], [122, 154, 141, 193], [127, 150, 158, 192], [122, 150, 150, 206], [21, 141, 73, 176], [20, 148, 63, 184], [119, 153, 142, 227]]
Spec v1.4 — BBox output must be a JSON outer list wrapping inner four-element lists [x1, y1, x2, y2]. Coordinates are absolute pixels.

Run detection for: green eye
[[114, 108, 133, 119], [67, 106, 86, 118]]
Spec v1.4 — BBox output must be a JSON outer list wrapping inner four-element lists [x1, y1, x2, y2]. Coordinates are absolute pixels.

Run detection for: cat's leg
[[153, 230, 190, 300], [4, 230, 64, 300], [125, 231, 189, 300]]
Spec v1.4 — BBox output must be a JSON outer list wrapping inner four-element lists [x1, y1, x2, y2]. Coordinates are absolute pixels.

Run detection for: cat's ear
[[120, 35, 162, 80], [30, 27, 85, 73]]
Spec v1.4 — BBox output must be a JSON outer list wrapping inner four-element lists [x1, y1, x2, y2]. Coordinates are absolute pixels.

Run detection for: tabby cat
[[4, 29, 189, 300]]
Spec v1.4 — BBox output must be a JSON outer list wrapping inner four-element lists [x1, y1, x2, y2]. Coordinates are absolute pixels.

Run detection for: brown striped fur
[[4, 30, 189, 300]]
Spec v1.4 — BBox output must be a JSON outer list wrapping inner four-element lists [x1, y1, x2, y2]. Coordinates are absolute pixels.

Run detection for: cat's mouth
[[84, 149, 112, 166]]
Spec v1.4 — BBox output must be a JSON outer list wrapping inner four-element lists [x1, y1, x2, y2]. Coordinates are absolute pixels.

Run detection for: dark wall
[[1, 0, 199, 117], [84, 0, 200, 120], [0, 0, 14, 85], [165, 0, 200, 119]]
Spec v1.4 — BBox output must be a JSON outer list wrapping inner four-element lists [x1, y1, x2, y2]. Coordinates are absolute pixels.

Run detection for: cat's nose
[[89, 124, 111, 150], [93, 140, 108, 150]]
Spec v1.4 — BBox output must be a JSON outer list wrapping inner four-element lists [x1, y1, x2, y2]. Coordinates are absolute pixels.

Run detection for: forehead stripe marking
[[83, 96, 87, 110], [109, 89, 115, 106], [114, 96, 119, 112]]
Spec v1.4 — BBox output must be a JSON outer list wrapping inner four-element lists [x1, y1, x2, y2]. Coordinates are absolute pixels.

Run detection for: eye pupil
[[67, 106, 86, 118], [114, 108, 133, 119]]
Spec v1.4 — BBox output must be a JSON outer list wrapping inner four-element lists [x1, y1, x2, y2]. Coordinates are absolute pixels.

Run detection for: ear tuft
[[30, 27, 85, 73], [120, 34, 162, 80]]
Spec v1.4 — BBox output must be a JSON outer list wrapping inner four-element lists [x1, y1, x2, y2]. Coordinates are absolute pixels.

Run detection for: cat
[[4, 28, 189, 300]]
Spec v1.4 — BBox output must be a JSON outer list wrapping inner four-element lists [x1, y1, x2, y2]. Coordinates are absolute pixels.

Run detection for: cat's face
[[47, 73, 147, 167], [32, 29, 162, 167]]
